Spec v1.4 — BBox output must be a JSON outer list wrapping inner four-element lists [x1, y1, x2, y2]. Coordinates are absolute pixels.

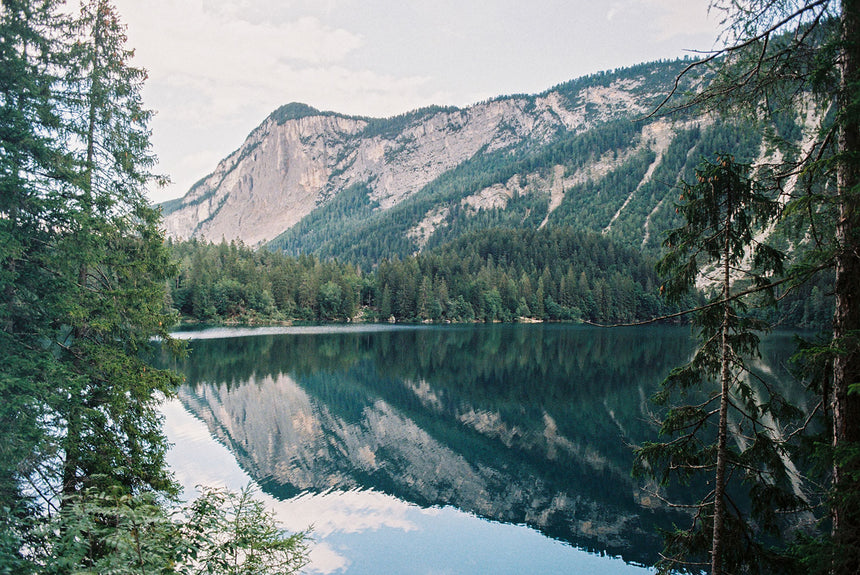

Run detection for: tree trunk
[[833, 1, 860, 571], [711, 203, 733, 575]]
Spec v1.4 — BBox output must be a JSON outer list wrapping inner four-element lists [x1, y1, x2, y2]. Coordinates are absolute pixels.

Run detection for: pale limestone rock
[[163, 76, 664, 247]]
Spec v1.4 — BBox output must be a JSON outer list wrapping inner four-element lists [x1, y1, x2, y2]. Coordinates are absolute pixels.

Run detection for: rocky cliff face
[[162, 67, 671, 247], [163, 114, 367, 246]]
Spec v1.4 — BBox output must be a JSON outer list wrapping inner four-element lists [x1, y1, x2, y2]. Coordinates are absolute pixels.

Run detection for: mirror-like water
[[161, 324, 802, 574]]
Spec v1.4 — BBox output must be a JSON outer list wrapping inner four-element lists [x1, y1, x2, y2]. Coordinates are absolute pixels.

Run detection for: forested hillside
[[169, 226, 828, 328], [169, 228, 691, 324], [161, 57, 815, 275], [267, 116, 787, 268], [165, 61, 830, 328]]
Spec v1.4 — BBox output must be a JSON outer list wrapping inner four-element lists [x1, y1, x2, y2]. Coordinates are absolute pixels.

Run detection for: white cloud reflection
[[162, 397, 431, 574]]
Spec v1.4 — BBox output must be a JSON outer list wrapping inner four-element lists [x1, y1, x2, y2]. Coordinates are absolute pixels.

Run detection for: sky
[[109, 0, 724, 204]]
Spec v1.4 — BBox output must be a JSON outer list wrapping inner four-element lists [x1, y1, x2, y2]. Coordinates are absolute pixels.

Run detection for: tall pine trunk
[[833, 1, 860, 570], [711, 188, 733, 575]]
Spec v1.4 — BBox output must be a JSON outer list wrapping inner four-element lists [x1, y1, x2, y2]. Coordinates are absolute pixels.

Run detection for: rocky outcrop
[[163, 114, 367, 246], [162, 72, 667, 247]]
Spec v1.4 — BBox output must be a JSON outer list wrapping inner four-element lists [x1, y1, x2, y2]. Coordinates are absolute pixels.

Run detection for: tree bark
[[833, 1, 860, 571], [711, 195, 733, 575]]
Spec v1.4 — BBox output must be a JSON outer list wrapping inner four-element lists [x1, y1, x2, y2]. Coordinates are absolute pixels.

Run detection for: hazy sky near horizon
[[110, 0, 723, 204]]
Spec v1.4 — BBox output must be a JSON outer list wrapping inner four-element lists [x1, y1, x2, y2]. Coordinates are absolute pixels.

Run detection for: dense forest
[[169, 228, 692, 325], [168, 226, 832, 329]]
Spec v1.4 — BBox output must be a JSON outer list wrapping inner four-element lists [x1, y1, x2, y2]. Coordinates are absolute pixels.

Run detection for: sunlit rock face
[[163, 114, 366, 246], [161, 71, 666, 247]]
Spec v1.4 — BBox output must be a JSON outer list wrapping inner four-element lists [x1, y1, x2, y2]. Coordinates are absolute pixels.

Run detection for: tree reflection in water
[[162, 324, 802, 568]]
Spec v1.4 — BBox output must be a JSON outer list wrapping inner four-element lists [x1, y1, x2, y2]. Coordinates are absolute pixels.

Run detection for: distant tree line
[[170, 227, 692, 324], [171, 224, 833, 329]]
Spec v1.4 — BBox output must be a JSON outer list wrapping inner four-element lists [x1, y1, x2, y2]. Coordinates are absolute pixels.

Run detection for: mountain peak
[[160, 58, 803, 267], [268, 102, 329, 125]]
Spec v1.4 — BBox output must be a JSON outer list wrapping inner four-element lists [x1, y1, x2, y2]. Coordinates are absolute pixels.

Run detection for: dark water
[[160, 323, 803, 574]]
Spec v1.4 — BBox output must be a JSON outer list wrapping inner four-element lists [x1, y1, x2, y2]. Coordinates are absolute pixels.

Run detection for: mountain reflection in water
[[162, 324, 801, 574]]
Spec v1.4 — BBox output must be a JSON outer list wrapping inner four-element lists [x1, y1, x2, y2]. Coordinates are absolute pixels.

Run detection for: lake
[[160, 323, 803, 574]]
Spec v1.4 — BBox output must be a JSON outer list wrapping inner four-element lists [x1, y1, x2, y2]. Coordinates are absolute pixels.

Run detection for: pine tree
[[2, 0, 180, 567], [653, 2, 860, 570], [0, 2, 72, 570], [1, 2, 311, 572], [54, 0, 180, 503], [635, 156, 805, 574]]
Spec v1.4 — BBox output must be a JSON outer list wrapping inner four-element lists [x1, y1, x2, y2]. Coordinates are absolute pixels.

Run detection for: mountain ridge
[[160, 59, 798, 266]]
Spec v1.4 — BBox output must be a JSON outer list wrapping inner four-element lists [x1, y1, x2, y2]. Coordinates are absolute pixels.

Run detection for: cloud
[[602, 0, 717, 43], [116, 0, 372, 128], [115, 0, 456, 201], [112, 0, 722, 203], [119, 1, 363, 74], [643, 0, 720, 42]]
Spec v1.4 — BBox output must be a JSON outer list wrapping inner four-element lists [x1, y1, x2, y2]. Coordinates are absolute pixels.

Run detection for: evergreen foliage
[[169, 238, 365, 323], [266, 110, 797, 276], [169, 227, 692, 325], [0, 1, 308, 572], [48, 485, 308, 575], [635, 155, 807, 574], [269, 102, 325, 125], [645, 2, 860, 573]]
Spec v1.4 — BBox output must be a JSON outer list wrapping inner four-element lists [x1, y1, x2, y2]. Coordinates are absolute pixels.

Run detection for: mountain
[[161, 60, 807, 267]]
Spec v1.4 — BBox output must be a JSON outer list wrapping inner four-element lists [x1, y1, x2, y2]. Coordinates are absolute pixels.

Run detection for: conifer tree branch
[[584, 261, 829, 328]]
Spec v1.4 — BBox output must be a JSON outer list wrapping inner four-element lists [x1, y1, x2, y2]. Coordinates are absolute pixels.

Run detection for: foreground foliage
[[635, 156, 808, 574], [640, 0, 860, 572], [0, 0, 308, 572], [49, 486, 309, 575]]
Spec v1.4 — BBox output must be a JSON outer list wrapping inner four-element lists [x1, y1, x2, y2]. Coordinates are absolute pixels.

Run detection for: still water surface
[[161, 324, 800, 574]]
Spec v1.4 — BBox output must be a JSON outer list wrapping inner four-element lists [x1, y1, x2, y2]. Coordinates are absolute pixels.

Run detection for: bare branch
[[583, 261, 830, 328], [646, 0, 832, 118]]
